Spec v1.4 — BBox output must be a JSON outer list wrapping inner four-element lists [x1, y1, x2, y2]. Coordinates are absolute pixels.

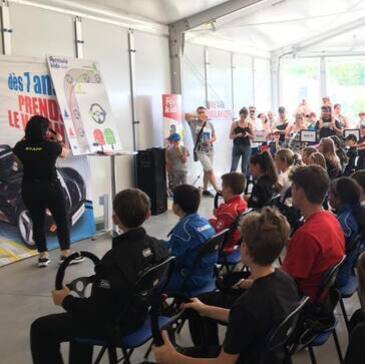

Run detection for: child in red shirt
[[209, 173, 247, 253]]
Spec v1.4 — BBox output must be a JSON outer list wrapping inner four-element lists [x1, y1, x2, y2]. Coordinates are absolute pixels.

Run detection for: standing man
[[317, 105, 341, 140], [185, 106, 219, 196], [248, 106, 262, 156]]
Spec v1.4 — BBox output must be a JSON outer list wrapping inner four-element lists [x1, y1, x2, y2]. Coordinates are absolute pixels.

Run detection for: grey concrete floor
[[0, 197, 360, 364]]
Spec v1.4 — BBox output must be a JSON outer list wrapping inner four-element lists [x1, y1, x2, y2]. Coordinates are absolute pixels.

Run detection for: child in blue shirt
[[329, 177, 365, 287], [164, 185, 215, 296]]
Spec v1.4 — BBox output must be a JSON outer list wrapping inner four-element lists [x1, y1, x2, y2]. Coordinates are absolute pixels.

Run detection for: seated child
[[344, 134, 358, 176], [164, 185, 215, 295], [166, 133, 189, 190], [302, 146, 317, 165], [30, 189, 169, 364], [209, 173, 247, 253], [154, 208, 300, 364], [247, 152, 279, 209], [275, 148, 297, 200], [352, 170, 365, 206], [329, 177, 365, 287]]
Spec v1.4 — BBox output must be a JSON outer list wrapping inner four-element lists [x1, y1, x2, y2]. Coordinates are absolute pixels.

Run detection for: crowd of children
[[33, 98, 365, 364]]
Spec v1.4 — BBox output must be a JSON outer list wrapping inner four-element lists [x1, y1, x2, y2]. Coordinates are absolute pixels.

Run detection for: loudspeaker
[[137, 148, 167, 215]]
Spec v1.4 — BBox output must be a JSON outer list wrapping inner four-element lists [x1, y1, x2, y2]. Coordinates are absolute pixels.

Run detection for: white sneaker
[[38, 257, 50, 268], [59, 255, 85, 265]]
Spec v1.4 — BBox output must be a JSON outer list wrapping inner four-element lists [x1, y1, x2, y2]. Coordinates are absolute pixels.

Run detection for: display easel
[[89, 149, 137, 239]]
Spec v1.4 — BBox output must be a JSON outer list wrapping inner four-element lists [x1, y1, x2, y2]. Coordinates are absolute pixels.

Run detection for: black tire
[[17, 208, 36, 249]]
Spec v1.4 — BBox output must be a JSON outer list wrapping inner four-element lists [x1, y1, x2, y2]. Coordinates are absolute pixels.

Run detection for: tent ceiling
[[186, 0, 365, 54], [16, 0, 365, 55], [31, 0, 229, 24]]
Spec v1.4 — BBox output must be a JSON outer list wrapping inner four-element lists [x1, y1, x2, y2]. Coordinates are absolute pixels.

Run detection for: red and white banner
[[0, 55, 96, 267], [162, 94, 183, 142]]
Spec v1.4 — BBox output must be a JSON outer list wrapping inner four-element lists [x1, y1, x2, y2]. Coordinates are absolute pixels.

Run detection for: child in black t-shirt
[[154, 208, 300, 364], [344, 134, 358, 176], [246, 151, 279, 208], [31, 189, 169, 364]]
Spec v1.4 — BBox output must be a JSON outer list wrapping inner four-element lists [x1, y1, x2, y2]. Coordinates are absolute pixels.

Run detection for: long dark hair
[[250, 151, 279, 187], [331, 177, 365, 234], [25, 115, 50, 142]]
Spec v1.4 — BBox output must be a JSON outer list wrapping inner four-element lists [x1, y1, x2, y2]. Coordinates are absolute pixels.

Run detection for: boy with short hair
[[164, 185, 215, 294], [282, 166, 345, 300], [31, 189, 169, 364], [344, 134, 358, 176], [166, 133, 189, 190], [209, 173, 247, 253]]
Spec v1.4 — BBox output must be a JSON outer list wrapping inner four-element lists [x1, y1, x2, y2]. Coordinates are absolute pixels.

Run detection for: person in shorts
[[185, 106, 219, 196]]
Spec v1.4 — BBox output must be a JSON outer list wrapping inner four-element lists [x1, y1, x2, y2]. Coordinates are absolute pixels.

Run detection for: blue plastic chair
[[338, 234, 364, 330], [171, 229, 228, 334], [74, 256, 176, 364], [217, 209, 253, 273], [301, 257, 346, 364], [307, 300, 343, 364]]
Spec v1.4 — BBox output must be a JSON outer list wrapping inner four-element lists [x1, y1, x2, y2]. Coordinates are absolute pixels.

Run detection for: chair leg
[[176, 317, 186, 334], [94, 346, 107, 364], [107, 346, 118, 364], [339, 298, 350, 331], [308, 347, 317, 364], [121, 348, 133, 364], [144, 341, 153, 359], [333, 329, 344, 364]]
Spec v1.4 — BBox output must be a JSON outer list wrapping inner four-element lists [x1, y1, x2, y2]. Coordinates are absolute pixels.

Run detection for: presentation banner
[[162, 94, 183, 143], [47, 55, 122, 155], [0, 55, 96, 267]]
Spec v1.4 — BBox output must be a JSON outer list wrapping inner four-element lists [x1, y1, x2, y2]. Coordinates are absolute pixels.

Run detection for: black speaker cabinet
[[137, 148, 167, 215]]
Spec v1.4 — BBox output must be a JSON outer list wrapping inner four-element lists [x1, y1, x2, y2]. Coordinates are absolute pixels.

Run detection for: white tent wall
[[5, 2, 171, 220], [134, 31, 171, 150], [207, 47, 232, 180], [182, 43, 206, 184]]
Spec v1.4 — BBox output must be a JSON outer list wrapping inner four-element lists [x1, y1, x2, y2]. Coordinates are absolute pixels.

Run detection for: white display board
[[300, 130, 317, 143], [47, 55, 123, 155]]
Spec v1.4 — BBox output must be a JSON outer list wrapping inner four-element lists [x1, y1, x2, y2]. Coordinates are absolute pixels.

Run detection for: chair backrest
[[315, 255, 346, 303], [288, 288, 340, 354], [221, 209, 253, 249], [266, 193, 281, 207], [181, 229, 229, 289], [347, 233, 365, 256], [133, 256, 176, 304], [261, 297, 310, 362]]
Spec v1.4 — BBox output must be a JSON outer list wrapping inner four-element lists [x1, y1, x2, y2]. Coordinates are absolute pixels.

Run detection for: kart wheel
[[17, 209, 36, 249]]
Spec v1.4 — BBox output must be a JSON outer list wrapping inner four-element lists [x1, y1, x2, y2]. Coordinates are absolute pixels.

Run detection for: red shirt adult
[[209, 195, 247, 253], [282, 211, 345, 301]]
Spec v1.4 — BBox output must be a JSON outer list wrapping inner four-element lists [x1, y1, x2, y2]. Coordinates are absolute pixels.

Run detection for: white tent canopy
[[25, 0, 365, 56]]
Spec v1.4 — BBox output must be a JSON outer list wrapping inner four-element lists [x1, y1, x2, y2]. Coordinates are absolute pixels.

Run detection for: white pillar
[[0, 0, 12, 55]]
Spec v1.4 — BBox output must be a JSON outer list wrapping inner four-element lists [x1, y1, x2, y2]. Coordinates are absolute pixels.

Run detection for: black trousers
[[30, 313, 96, 364], [188, 291, 238, 347], [21, 180, 70, 252]]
